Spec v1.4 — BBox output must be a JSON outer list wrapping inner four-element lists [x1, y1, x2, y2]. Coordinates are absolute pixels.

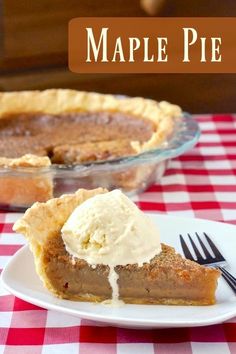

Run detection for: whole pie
[[13, 188, 220, 305], [0, 89, 182, 207]]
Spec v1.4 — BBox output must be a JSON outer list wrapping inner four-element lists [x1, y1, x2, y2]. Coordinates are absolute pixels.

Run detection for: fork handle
[[218, 267, 236, 295]]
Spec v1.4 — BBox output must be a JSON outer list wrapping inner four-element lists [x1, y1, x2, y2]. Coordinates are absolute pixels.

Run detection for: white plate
[[1, 214, 236, 328]]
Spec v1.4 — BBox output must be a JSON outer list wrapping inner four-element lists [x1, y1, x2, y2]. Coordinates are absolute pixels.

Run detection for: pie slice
[[13, 188, 220, 305]]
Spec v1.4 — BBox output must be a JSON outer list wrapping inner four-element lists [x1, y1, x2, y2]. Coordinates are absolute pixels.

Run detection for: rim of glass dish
[[0, 113, 200, 176]]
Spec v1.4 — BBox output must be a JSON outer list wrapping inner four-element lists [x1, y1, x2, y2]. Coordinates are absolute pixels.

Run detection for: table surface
[[1, 114, 236, 354]]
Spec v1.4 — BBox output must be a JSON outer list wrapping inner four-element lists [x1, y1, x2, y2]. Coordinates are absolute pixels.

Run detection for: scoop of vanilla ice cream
[[61, 189, 161, 267]]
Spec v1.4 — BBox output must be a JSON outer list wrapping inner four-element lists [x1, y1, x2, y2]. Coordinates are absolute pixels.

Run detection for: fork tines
[[180, 232, 236, 294], [179, 232, 225, 264]]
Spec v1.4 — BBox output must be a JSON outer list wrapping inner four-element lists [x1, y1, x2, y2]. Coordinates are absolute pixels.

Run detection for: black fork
[[180, 232, 236, 294]]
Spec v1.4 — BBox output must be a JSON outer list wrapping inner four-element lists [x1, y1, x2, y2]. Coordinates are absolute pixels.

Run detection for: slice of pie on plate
[[13, 188, 220, 305]]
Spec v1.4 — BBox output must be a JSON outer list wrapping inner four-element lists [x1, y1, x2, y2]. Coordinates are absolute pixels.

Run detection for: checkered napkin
[[1, 115, 236, 354]]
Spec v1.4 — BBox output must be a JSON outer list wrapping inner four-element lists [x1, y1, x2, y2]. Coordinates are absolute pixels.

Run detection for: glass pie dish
[[0, 112, 200, 211]]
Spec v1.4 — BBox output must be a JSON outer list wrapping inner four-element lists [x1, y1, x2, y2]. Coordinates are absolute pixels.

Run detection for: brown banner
[[68, 17, 236, 73]]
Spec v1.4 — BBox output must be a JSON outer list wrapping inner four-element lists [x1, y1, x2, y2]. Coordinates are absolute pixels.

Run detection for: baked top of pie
[[0, 89, 182, 168], [13, 188, 220, 306]]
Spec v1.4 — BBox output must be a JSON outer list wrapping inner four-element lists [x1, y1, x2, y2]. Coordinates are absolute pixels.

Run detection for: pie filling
[[42, 234, 219, 305], [0, 112, 155, 164]]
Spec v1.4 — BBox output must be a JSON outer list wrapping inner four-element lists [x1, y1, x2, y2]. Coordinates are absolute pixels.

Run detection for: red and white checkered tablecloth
[[1, 114, 236, 354]]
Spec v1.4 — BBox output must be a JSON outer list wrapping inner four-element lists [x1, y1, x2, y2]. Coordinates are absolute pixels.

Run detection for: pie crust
[[0, 89, 181, 155], [13, 188, 220, 305]]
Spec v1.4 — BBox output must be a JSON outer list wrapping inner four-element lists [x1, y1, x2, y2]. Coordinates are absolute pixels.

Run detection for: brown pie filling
[[0, 112, 155, 164], [42, 234, 219, 305]]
